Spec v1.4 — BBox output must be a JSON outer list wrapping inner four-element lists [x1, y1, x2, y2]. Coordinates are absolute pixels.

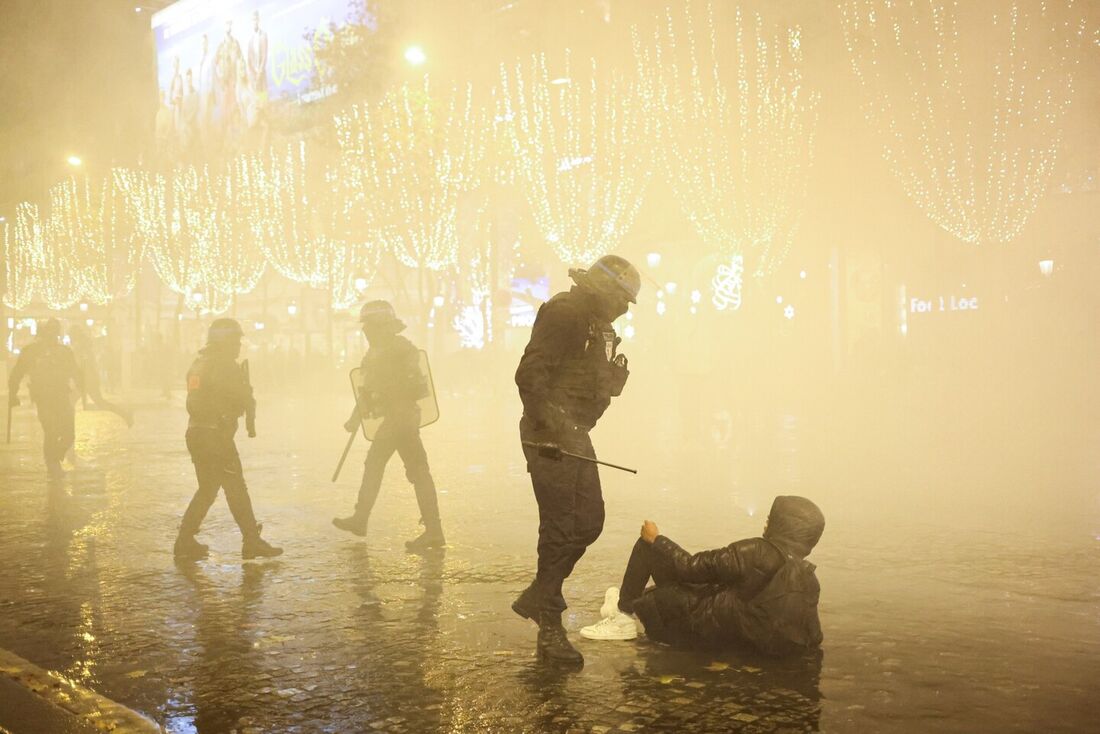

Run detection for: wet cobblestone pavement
[[1, 392, 1098, 732]]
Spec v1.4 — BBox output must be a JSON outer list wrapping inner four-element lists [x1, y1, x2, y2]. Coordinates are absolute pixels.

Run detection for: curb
[[0, 648, 162, 733]]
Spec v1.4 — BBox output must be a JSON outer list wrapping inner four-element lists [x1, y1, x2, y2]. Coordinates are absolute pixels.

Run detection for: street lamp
[[66, 155, 83, 167], [404, 45, 427, 66]]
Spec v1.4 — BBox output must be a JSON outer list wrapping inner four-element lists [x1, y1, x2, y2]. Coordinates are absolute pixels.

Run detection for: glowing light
[[800, 270, 807, 279], [287, 303, 298, 316], [501, 52, 651, 266], [67, 156, 83, 167], [79, 303, 88, 312], [453, 305, 486, 350], [646, 252, 662, 268], [1038, 259, 1054, 277], [404, 45, 427, 66], [432, 295, 445, 308], [776, 296, 784, 304], [354, 277, 368, 291], [656, 301, 667, 316], [840, 1, 1081, 245], [690, 289, 702, 304], [784, 304, 795, 319], [665, 282, 678, 295], [634, 2, 818, 277], [623, 324, 636, 339], [712, 255, 744, 311], [255, 322, 265, 330]]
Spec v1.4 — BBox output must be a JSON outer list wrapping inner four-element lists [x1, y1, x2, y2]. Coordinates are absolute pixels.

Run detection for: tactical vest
[[185, 353, 245, 432], [545, 297, 620, 428], [27, 344, 76, 400]]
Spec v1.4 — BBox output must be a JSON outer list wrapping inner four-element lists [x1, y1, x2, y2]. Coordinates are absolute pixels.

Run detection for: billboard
[[151, 0, 358, 157]]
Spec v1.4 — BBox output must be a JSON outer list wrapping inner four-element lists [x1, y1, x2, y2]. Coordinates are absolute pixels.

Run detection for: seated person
[[580, 495, 825, 656]]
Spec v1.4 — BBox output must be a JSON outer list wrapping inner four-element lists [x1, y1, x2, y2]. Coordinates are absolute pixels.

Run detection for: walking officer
[[173, 318, 282, 560], [332, 301, 444, 552], [7, 318, 83, 478], [511, 254, 640, 665]]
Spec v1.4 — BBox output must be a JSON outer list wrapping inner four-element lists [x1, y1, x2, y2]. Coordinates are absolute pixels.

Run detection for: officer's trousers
[[180, 428, 259, 538], [520, 415, 605, 613], [35, 396, 75, 467], [355, 415, 440, 529]]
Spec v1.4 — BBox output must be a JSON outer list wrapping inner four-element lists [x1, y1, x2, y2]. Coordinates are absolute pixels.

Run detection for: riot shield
[[349, 350, 440, 441]]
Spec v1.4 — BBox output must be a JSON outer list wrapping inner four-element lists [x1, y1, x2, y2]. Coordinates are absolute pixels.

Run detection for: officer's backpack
[[740, 541, 824, 657]]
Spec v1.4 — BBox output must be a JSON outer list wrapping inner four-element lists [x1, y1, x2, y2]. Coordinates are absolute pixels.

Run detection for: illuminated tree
[[44, 173, 143, 305], [3, 210, 36, 310], [634, 1, 817, 288], [840, 0, 1081, 245], [371, 78, 483, 272], [116, 167, 207, 296], [501, 52, 652, 267]]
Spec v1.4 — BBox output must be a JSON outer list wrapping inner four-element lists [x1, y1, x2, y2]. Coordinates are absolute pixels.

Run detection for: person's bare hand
[[641, 520, 659, 544]]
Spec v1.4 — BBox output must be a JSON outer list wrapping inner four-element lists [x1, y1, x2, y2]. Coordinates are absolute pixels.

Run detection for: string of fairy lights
[[501, 51, 652, 267], [839, 0, 1082, 245], [633, 0, 818, 297], [0, 1, 1082, 322]]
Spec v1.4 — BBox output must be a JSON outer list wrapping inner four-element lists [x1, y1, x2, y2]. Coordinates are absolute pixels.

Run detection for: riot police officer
[[8, 318, 83, 478], [174, 318, 282, 560], [332, 301, 444, 552], [512, 254, 640, 665]]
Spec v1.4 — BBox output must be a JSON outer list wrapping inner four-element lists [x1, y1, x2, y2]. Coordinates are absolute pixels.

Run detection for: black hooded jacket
[[632, 496, 826, 653]]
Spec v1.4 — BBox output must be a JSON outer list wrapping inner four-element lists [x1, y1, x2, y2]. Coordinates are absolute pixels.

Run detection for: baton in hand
[[522, 441, 637, 475], [332, 429, 358, 483]]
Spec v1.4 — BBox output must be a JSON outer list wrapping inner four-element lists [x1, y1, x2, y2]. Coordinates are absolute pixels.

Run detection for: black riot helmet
[[207, 318, 244, 345], [569, 255, 642, 304], [358, 300, 406, 335]]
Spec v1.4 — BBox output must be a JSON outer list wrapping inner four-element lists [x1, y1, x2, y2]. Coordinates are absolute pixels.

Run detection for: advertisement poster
[[151, 0, 358, 158]]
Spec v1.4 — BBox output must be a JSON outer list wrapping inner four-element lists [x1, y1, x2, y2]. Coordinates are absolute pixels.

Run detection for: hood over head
[[763, 496, 825, 559]]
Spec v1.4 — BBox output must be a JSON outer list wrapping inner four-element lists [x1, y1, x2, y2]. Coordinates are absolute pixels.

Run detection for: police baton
[[331, 429, 358, 483], [522, 441, 637, 475]]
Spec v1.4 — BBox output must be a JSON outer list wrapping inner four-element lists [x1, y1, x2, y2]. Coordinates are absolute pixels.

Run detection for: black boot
[[512, 584, 540, 623], [174, 533, 209, 560], [332, 515, 368, 537], [537, 612, 584, 666], [405, 522, 445, 552], [242, 524, 283, 559]]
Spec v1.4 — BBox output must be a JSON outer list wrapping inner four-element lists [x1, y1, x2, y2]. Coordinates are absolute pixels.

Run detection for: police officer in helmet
[[332, 300, 444, 552], [174, 318, 282, 560], [8, 318, 83, 478], [512, 254, 640, 665]]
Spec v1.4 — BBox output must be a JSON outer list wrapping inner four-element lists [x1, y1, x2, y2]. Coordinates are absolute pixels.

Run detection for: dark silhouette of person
[[8, 319, 83, 478]]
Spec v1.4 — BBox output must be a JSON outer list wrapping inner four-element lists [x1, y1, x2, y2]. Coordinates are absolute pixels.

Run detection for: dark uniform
[[334, 301, 443, 551], [175, 319, 281, 560], [512, 255, 639, 664], [8, 320, 83, 477]]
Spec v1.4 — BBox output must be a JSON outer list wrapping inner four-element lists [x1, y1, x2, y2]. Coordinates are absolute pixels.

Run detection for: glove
[[344, 416, 359, 433], [8, 393, 18, 408], [608, 354, 629, 397]]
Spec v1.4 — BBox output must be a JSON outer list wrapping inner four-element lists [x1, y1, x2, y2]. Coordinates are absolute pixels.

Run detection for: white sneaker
[[599, 586, 620, 619], [580, 610, 638, 641]]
